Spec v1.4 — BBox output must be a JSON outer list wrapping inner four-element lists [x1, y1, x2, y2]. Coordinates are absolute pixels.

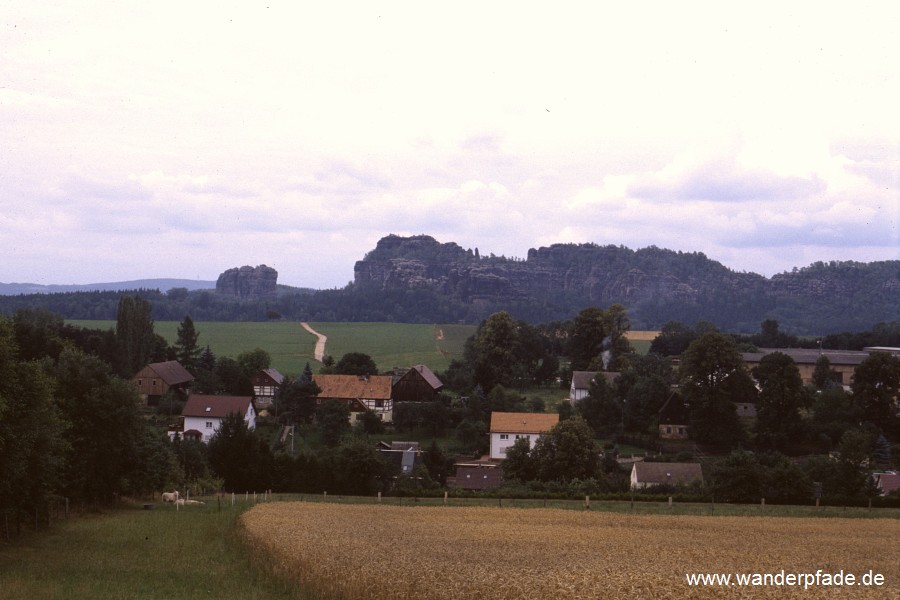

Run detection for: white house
[[569, 371, 619, 402], [489, 412, 559, 460], [630, 462, 703, 489], [180, 394, 256, 443]]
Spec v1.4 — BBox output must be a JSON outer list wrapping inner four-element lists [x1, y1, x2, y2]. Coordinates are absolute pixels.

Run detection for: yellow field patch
[[240, 503, 899, 599], [625, 330, 660, 341]]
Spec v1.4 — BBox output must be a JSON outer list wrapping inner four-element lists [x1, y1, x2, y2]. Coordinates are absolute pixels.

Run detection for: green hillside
[[67, 320, 474, 376]]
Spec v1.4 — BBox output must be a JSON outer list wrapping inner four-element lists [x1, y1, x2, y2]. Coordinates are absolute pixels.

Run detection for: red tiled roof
[[489, 412, 559, 434], [313, 374, 392, 400], [182, 395, 253, 419]]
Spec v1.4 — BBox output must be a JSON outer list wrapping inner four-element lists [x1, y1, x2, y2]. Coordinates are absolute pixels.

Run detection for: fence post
[[761, 497, 765, 509], [584, 495, 590, 510], [444, 491, 448, 506], [377, 492, 382, 503], [668, 496, 673, 509]]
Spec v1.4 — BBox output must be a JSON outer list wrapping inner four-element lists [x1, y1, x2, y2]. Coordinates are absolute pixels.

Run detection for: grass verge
[[0, 501, 313, 600]]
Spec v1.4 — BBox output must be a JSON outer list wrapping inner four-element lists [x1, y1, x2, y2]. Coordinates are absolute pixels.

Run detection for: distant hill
[[352, 235, 900, 333], [1, 235, 897, 334], [0, 279, 216, 296]]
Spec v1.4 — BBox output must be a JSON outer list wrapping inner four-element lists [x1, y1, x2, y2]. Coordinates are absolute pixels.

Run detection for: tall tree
[[812, 354, 838, 390], [0, 319, 68, 529], [334, 352, 378, 376], [207, 412, 272, 492], [115, 295, 156, 377], [471, 311, 520, 391], [679, 331, 751, 448], [53, 348, 151, 503], [568, 305, 632, 371], [531, 417, 600, 482], [850, 352, 900, 433], [316, 399, 351, 447], [752, 352, 808, 450], [174, 315, 201, 370], [614, 354, 675, 433], [578, 374, 621, 438]]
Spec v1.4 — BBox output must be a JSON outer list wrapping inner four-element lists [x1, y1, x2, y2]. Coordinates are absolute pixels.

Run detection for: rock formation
[[216, 265, 278, 300]]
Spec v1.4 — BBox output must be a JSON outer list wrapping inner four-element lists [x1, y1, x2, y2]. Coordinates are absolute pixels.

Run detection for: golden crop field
[[241, 503, 900, 599]]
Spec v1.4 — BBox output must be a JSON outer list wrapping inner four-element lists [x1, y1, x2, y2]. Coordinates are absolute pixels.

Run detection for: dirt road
[[299, 322, 327, 362]]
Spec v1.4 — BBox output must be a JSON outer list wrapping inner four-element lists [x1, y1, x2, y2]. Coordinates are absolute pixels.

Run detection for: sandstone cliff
[[353, 235, 899, 332], [216, 265, 278, 300]]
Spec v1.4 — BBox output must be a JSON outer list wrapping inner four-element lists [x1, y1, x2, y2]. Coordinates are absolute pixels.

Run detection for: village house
[[378, 441, 423, 476], [313, 374, 394, 423], [179, 394, 256, 443], [251, 368, 284, 409], [448, 459, 504, 491], [658, 393, 690, 440], [131, 360, 194, 406], [489, 411, 559, 460], [741, 348, 900, 388], [392, 364, 444, 403], [569, 371, 619, 402], [630, 461, 703, 489]]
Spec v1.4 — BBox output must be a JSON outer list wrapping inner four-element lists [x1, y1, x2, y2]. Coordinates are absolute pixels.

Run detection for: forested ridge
[[1, 235, 897, 334]]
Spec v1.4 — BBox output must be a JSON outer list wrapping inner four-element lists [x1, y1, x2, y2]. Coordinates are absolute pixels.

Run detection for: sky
[[2, 2, 898, 289]]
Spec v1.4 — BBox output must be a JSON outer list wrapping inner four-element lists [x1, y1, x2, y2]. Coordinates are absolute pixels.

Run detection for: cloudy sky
[[2, 2, 897, 289]]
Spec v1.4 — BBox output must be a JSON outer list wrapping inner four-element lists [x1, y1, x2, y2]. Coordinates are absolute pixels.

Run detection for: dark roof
[[571, 371, 619, 389], [182, 395, 253, 419], [632, 462, 703, 485], [253, 368, 284, 386], [877, 473, 900, 495], [658, 393, 689, 425], [146, 361, 194, 385], [741, 349, 871, 366], [412, 364, 443, 389]]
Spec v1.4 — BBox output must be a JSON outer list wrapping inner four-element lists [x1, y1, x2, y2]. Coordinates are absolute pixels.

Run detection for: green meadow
[[67, 321, 475, 377], [0, 502, 309, 600]]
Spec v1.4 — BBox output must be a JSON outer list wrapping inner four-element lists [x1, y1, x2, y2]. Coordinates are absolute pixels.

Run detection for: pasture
[[0, 501, 307, 600], [67, 321, 476, 376], [242, 502, 900, 599]]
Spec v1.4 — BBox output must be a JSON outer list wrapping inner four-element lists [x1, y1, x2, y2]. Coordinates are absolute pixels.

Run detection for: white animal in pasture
[[161, 491, 180, 503]]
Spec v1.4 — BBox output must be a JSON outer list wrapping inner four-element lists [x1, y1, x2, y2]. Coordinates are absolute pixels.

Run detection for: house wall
[[658, 424, 689, 440], [133, 367, 171, 403], [490, 432, 539, 460], [569, 383, 590, 402], [183, 406, 256, 443], [393, 371, 438, 403]]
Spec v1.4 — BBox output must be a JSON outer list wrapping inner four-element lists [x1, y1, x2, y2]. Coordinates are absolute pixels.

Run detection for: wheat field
[[240, 503, 899, 599]]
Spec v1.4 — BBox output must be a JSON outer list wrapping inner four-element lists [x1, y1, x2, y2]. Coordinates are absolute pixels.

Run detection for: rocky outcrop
[[216, 265, 278, 300], [352, 235, 900, 331]]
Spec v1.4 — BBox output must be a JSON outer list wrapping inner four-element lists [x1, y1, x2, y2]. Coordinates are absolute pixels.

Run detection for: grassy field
[[243, 501, 900, 599], [67, 320, 656, 377], [0, 501, 308, 600], [3, 496, 896, 600], [67, 321, 475, 377]]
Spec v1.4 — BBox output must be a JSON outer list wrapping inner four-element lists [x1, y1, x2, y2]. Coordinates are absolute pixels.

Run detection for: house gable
[[489, 412, 559, 460], [180, 394, 256, 443]]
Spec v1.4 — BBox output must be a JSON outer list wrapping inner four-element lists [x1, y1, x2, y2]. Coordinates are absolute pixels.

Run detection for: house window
[[679, 427, 685, 435], [205, 422, 213, 429], [375, 399, 383, 408], [666, 427, 672, 434], [500, 434, 509, 440], [515, 434, 529, 440]]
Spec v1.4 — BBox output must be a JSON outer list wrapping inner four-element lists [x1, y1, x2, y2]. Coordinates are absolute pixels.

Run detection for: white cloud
[[1, 1, 897, 287]]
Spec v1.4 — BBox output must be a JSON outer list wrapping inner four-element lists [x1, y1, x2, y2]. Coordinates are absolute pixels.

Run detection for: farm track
[[299, 322, 327, 361]]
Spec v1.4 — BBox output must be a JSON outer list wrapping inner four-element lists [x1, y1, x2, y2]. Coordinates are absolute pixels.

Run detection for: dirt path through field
[[299, 322, 327, 362]]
